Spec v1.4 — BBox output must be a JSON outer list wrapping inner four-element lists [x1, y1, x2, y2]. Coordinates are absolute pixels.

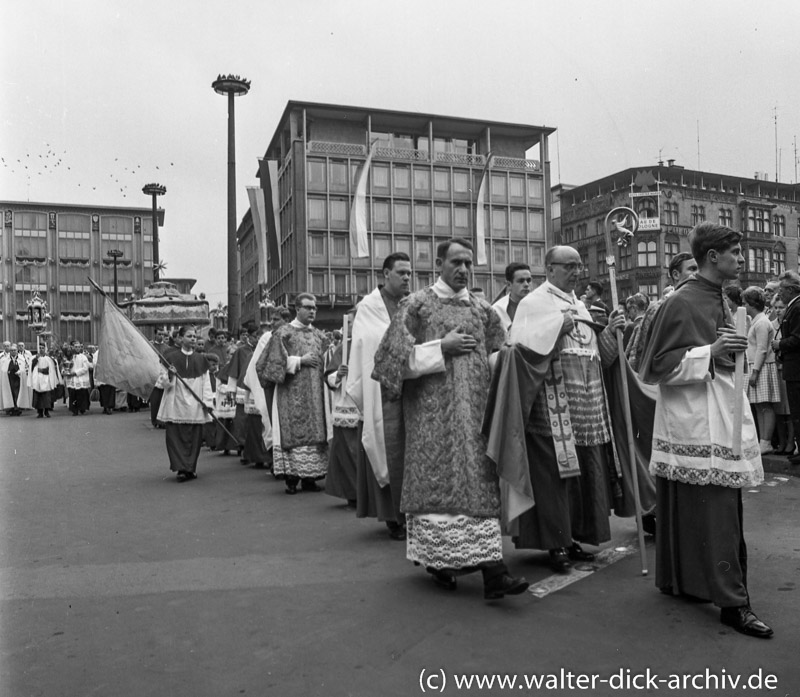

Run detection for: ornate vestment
[[373, 285, 506, 518], [261, 320, 328, 479]]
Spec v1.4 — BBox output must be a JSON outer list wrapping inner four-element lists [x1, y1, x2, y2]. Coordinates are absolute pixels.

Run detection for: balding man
[[500, 245, 640, 573]]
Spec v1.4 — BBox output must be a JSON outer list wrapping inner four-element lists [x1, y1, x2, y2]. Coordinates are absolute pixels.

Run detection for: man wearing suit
[[773, 270, 800, 464]]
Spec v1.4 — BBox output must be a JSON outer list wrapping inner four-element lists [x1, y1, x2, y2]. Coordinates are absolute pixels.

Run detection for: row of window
[[4, 317, 93, 344], [5, 231, 150, 261], [566, 206, 794, 240], [307, 159, 544, 203], [10, 212, 151, 235], [307, 233, 545, 270], [307, 197, 545, 239], [13, 265, 138, 286], [306, 269, 518, 301], [747, 247, 786, 275]]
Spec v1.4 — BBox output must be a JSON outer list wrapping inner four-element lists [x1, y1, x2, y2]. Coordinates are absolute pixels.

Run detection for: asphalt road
[[1, 407, 798, 697]]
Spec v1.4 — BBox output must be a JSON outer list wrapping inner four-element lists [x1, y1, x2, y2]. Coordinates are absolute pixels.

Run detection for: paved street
[[1, 406, 799, 697]]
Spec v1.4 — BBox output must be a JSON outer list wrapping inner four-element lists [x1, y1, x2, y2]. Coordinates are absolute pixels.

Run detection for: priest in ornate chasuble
[[373, 238, 529, 600], [640, 222, 772, 639], [502, 245, 631, 573], [261, 293, 329, 495]]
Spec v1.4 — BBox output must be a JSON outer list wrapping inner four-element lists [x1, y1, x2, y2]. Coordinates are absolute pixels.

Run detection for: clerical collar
[[433, 277, 468, 300], [541, 279, 578, 304], [291, 318, 311, 329], [181, 348, 194, 356]]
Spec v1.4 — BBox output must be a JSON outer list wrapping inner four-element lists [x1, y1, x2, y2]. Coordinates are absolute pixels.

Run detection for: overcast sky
[[3, 0, 799, 304]]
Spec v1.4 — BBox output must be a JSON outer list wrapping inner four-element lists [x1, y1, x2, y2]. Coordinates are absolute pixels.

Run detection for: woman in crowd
[[155, 325, 214, 482], [743, 286, 779, 454]]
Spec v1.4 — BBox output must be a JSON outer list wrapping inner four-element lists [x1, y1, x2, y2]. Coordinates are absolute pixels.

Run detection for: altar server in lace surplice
[[640, 222, 772, 639]]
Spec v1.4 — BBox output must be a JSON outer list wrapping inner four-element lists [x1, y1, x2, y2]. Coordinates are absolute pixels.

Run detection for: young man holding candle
[[640, 221, 772, 639]]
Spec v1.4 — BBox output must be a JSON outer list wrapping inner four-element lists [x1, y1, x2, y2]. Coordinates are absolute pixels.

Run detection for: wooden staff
[[603, 208, 648, 576], [732, 306, 747, 457], [87, 277, 239, 445]]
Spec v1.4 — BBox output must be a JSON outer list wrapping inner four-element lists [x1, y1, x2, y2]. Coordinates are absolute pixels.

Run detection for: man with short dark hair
[[493, 262, 532, 329], [774, 270, 800, 464], [261, 293, 329, 494], [373, 238, 529, 600], [347, 252, 412, 539], [583, 280, 609, 325], [641, 221, 771, 639]]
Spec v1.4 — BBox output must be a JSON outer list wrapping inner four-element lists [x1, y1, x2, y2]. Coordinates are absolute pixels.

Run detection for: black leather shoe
[[301, 479, 322, 492], [720, 606, 774, 638], [549, 548, 572, 573], [641, 514, 656, 537], [567, 543, 595, 562], [484, 574, 529, 600], [285, 484, 298, 495], [387, 522, 407, 541], [426, 566, 457, 591]]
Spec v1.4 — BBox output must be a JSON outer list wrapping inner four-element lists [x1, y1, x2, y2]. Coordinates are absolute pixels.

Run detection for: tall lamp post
[[142, 183, 166, 283], [106, 249, 123, 304], [212, 73, 250, 334]]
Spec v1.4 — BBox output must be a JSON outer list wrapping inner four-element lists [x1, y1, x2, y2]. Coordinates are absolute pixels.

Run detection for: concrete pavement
[[1, 406, 799, 696]]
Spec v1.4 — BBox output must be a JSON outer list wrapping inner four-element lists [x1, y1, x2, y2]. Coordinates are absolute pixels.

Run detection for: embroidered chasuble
[[261, 322, 328, 450], [372, 285, 506, 517]]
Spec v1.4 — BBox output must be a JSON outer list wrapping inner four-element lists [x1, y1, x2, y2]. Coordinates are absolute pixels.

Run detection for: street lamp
[[212, 73, 250, 334], [106, 249, 124, 304], [142, 182, 166, 283]]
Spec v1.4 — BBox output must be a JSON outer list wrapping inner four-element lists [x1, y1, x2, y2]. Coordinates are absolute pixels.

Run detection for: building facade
[[556, 163, 800, 302], [1, 201, 156, 344], [238, 101, 555, 329]]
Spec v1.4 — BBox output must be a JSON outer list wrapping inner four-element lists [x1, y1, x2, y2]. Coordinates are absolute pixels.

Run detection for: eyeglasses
[[299, 305, 317, 310], [550, 262, 584, 272]]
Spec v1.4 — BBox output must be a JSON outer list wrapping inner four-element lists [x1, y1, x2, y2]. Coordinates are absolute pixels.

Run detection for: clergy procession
[[6, 223, 786, 642]]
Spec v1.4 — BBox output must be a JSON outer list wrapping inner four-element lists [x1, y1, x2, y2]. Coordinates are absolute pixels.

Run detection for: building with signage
[[1, 200, 157, 344], [237, 101, 556, 329], [555, 162, 800, 301]]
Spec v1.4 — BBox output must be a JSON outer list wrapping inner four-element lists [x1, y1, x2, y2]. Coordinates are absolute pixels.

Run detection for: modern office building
[[1, 200, 157, 344], [556, 162, 800, 301], [237, 101, 555, 328]]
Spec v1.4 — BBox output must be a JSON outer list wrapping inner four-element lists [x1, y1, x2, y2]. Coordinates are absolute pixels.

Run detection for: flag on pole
[[246, 186, 268, 285], [474, 152, 492, 266], [258, 158, 282, 269], [95, 296, 162, 400], [349, 142, 377, 258]]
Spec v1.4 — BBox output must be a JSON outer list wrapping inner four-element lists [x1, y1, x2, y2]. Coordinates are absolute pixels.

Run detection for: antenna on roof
[[774, 105, 779, 183], [696, 120, 700, 170]]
